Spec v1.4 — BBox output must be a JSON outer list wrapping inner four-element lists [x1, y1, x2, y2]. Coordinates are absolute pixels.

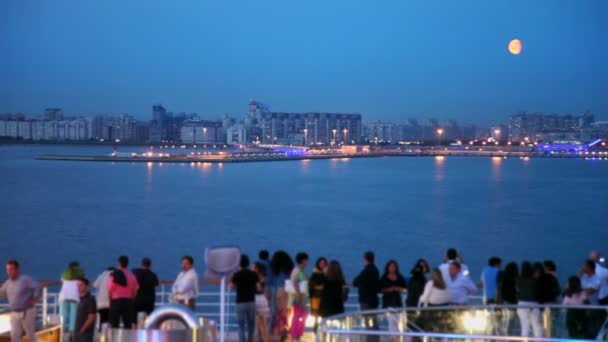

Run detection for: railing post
[[42, 286, 48, 326]]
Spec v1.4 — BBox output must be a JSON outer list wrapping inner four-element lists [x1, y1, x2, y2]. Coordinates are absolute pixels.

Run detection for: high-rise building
[[150, 105, 167, 142], [259, 111, 362, 145], [508, 112, 595, 142], [226, 124, 248, 145]]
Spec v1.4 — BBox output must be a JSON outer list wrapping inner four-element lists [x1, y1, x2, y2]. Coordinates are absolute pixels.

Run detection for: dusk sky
[[2, 0, 607, 125]]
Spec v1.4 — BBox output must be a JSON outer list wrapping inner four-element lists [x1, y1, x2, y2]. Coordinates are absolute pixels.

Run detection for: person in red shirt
[[107, 256, 139, 329]]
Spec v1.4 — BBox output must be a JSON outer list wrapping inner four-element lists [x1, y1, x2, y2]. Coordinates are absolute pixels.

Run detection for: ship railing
[[318, 304, 608, 341], [0, 280, 485, 331]]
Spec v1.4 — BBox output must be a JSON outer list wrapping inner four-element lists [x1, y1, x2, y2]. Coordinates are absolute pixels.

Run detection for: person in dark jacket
[[379, 260, 406, 308], [500, 262, 519, 304], [353, 251, 380, 310], [308, 257, 327, 319], [497, 262, 518, 335], [535, 262, 560, 304], [320, 260, 347, 317], [406, 259, 429, 307], [516, 261, 542, 338], [133, 257, 160, 316]]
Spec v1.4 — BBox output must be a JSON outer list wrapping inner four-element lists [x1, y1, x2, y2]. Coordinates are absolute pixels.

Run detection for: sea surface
[[1, 145, 607, 283]]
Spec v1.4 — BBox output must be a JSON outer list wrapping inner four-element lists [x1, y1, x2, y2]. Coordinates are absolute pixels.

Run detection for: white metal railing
[[0, 282, 485, 331], [318, 304, 608, 341]]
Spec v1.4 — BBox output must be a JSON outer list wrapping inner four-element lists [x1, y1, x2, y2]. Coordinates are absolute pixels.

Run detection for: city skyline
[[3, 0, 607, 125]]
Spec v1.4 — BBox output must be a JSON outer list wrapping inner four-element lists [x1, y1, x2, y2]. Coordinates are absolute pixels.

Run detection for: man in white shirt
[[578, 259, 600, 304], [447, 262, 477, 305], [172, 256, 199, 310], [589, 251, 608, 304], [439, 248, 469, 285]]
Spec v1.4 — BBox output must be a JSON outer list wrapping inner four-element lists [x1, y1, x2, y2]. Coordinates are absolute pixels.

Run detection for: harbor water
[[1, 145, 607, 283]]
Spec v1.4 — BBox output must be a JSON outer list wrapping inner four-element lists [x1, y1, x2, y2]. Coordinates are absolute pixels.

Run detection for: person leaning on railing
[[171, 256, 198, 310]]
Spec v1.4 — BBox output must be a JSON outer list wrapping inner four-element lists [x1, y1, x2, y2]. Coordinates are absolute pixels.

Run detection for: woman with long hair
[[308, 257, 327, 332], [406, 259, 429, 307], [563, 276, 588, 339], [320, 260, 347, 317], [417, 268, 450, 332], [253, 262, 270, 342], [516, 261, 542, 338], [380, 260, 407, 308], [498, 262, 518, 335], [269, 251, 294, 339], [418, 268, 450, 306]]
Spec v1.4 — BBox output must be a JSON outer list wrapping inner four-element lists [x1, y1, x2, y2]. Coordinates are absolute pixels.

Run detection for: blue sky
[[2, 0, 607, 124]]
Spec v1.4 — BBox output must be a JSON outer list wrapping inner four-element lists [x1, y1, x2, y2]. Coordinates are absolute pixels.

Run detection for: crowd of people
[[1, 247, 608, 342]]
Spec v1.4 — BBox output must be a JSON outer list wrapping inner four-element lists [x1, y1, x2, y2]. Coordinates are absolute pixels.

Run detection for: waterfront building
[[259, 111, 362, 145], [180, 120, 223, 144], [17, 121, 32, 140], [226, 124, 248, 145], [6, 121, 19, 138], [508, 112, 594, 142]]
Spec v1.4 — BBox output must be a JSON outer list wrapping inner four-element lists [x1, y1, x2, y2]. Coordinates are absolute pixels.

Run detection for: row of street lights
[[302, 128, 349, 145]]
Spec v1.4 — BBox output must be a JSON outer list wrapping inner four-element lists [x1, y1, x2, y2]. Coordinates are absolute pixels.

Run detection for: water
[[1, 145, 607, 283]]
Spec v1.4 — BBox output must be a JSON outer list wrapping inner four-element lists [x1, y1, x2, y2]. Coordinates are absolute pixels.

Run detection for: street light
[[343, 128, 348, 145], [494, 129, 501, 144], [203, 127, 208, 144], [303, 128, 308, 146], [436, 128, 444, 146], [332, 129, 337, 145]]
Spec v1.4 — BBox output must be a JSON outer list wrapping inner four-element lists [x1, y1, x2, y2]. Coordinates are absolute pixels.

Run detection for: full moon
[[508, 39, 522, 55]]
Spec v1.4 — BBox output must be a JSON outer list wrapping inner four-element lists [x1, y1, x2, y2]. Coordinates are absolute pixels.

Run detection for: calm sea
[[1, 145, 607, 283]]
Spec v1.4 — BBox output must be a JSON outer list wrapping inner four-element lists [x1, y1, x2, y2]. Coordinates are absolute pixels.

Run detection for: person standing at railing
[[74, 277, 96, 342], [405, 259, 429, 307], [230, 255, 259, 342], [418, 268, 451, 307], [133, 257, 159, 317], [380, 260, 407, 335], [253, 262, 270, 342], [498, 262, 518, 335], [269, 250, 293, 339], [320, 260, 347, 318], [562, 276, 588, 339], [578, 259, 603, 339], [439, 248, 469, 285], [59, 261, 85, 336], [516, 261, 542, 338], [288, 252, 309, 342], [589, 251, 608, 305], [257, 250, 272, 303], [0, 259, 41, 342], [93, 266, 114, 331], [537, 261, 560, 337], [380, 260, 406, 309], [479, 257, 501, 304], [308, 257, 327, 333], [353, 251, 380, 311], [447, 262, 477, 305], [353, 251, 380, 342], [171, 255, 198, 310], [107, 256, 139, 329], [417, 269, 451, 333]]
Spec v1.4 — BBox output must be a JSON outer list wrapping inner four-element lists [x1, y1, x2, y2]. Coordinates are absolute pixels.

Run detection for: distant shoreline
[[35, 150, 604, 164]]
